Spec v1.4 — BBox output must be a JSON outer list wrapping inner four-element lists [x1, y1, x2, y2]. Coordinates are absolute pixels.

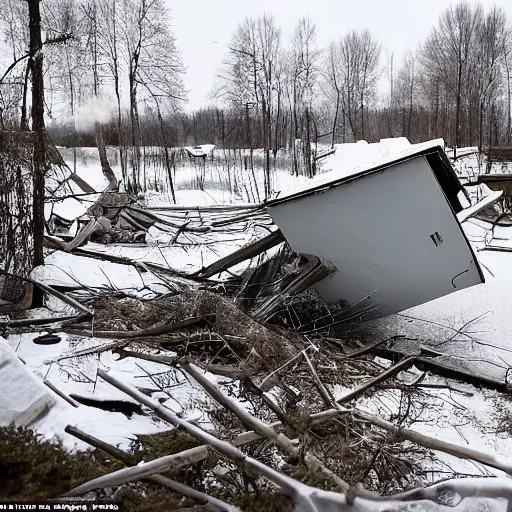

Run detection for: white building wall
[[268, 156, 483, 318]]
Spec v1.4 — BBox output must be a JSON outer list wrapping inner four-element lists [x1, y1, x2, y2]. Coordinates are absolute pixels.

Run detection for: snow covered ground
[[5, 138, 512, 484]]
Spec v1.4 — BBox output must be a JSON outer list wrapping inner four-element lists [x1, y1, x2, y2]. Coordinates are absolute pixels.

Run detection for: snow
[[363, 219, 512, 383], [0, 338, 55, 427], [272, 138, 447, 201], [5, 330, 221, 450], [31, 251, 170, 296], [456, 190, 503, 223], [6, 137, 512, 497], [45, 194, 101, 222]]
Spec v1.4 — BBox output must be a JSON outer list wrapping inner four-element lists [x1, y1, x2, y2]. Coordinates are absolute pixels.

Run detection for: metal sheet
[[268, 156, 483, 318]]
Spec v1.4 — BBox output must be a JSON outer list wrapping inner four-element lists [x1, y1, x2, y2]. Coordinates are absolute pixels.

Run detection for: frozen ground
[[5, 139, 512, 484], [4, 330, 222, 451]]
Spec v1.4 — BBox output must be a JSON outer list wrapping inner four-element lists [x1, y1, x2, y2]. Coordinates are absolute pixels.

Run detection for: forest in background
[[1, 0, 512, 191]]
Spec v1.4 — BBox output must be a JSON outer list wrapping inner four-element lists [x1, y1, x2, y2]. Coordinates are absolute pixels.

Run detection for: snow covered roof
[[267, 138, 465, 213], [184, 144, 216, 157]]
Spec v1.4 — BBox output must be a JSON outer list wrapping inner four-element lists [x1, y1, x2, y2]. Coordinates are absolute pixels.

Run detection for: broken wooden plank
[[64, 218, 100, 252], [336, 356, 416, 404], [195, 229, 285, 279], [251, 254, 337, 321], [374, 345, 509, 393], [69, 173, 96, 194]]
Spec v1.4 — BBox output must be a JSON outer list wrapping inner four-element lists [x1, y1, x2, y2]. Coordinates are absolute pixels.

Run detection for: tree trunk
[[331, 88, 340, 149], [479, 100, 484, 154], [454, 61, 463, 160], [95, 122, 117, 190], [28, 0, 44, 273], [129, 67, 141, 192], [304, 106, 312, 178], [505, 54, 512, 145]]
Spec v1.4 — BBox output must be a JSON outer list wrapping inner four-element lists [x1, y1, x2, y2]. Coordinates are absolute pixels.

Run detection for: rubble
[[1, 137, 512, 510]]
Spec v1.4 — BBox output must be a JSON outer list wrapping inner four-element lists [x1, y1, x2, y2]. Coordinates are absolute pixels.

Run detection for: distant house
[[184, 144, 215, 158]]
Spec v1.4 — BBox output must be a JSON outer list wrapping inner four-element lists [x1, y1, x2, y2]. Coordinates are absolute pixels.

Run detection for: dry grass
[[156, 291, 296, 372], [89, 296, 172, 331], [0, 425, 117, 500]]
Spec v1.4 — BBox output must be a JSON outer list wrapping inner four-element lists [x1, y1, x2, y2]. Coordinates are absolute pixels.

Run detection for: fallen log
[[65, 426, 138, 466], [332, 336, 405, 360], [115, 349, 249, 380], [69, 172, 96, 194], [2, 314, 83, 328], [61, 446, 209, 497], [64, 315, 214, 339], [194, 229, 285, 279]]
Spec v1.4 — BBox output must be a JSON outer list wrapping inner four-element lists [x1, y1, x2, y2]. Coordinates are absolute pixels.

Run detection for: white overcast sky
[[169, 0, 512, 111]]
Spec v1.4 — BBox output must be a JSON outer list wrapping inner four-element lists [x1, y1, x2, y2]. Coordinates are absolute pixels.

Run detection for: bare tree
[[324, 29, 381, 142], [421, 2, 483, 158], [394, 51, 417, 139], [287, 16, 321, 176], [120, 0, 185, 192], [504, 27, 512, 145], [217, 14, 281, 198]]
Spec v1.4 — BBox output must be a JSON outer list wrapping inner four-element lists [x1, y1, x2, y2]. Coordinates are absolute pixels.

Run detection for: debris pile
[[1, 138, 512, 510]]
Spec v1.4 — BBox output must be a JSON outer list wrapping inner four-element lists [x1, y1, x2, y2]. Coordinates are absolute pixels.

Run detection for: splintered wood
[[9, 202, 512, 510]]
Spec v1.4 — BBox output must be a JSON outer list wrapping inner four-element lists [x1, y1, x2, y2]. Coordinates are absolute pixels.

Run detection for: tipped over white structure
[[267, 139, 497, 319]]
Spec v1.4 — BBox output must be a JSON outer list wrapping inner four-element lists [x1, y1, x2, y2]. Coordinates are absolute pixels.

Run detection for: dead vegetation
[[2, 202, 512, 510]]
